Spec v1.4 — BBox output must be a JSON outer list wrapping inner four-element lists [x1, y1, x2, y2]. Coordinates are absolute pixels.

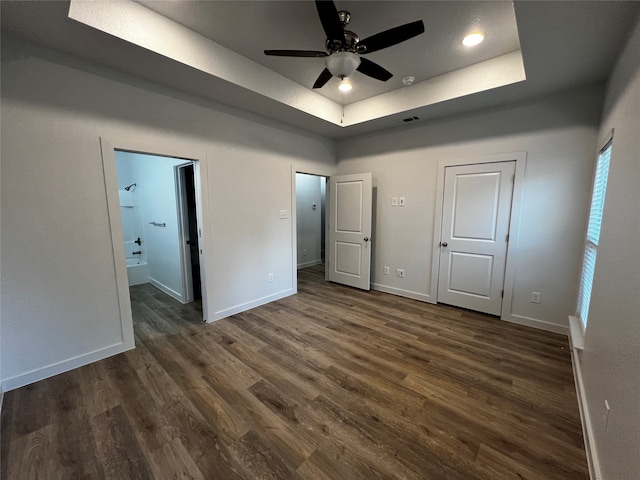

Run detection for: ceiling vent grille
[[401, 116, 420, 123]]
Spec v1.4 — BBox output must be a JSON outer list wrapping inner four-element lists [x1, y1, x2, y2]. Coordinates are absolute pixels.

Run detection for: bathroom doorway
[[113, 150, 204, 308]]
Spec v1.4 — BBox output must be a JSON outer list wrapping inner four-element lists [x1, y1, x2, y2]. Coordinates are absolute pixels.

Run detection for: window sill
[[569, 315, 585, 352]]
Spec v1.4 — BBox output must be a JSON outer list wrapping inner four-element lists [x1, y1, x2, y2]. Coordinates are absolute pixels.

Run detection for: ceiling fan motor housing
[[325, 30, 360, 54]]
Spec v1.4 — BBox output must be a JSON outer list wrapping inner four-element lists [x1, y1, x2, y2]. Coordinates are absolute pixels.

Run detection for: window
[[576, 136, 613, 329]]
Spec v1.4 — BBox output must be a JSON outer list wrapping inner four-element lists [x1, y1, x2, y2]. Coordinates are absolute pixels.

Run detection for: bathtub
[[125, 257, 149, 286]]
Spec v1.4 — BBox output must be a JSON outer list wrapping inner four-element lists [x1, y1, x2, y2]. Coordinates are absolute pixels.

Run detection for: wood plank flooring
[[1, 265, 588, 479]]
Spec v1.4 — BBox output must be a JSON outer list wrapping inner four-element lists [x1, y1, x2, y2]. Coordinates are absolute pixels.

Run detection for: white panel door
[[328, 173, 372, 290], [437, 162, 515, 315]]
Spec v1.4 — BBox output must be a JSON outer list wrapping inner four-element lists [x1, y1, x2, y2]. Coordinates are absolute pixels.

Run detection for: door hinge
[[501, 290, 504, 298], [506, 234, 509, 242]]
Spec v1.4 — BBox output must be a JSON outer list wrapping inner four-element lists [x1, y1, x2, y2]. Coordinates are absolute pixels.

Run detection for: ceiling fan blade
[[313, 68, 333, 89], [315, 0, 344, 43], [358, 20, 425, 54], [264, 50, 328, 57], [356, 57, 393, 82]]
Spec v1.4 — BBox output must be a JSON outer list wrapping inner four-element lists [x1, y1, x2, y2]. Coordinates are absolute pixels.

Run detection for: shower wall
[[118, 188, 145, 262]]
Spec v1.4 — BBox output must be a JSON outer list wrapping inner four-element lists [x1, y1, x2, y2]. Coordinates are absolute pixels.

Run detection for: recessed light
[[338, 78, 352, 92], [463, 32, 484, 47]]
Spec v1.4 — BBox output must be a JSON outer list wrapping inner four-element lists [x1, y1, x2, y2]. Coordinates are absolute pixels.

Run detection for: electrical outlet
[[531, 292, 541, 303], [303, 249, 307, 256], [603, 400, 611, 431], [396, 269, 405, 278], [268, 273, 274, 283], [383, 266, 389, 275]]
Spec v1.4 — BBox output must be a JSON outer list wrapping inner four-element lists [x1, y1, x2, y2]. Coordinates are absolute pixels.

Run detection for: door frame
[[430, 152, 527, 319], [175, 162, 196, 304], [291, 167, 334, 292], [100, 137, 214, 335]]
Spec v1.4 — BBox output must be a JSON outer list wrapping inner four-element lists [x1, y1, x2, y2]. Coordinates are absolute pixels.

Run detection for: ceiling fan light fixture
[[463, 32, 484, 47], [338, 78, 352, 92], [326, 51, 361, 78]]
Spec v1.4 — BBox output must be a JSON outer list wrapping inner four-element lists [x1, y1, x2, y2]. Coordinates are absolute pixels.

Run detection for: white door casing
[[437, 162, 515, 315], [327, 173, 373, 290]]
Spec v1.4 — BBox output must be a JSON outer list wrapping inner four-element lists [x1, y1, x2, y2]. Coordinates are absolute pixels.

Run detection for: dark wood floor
[[2, 265, 588, 479]]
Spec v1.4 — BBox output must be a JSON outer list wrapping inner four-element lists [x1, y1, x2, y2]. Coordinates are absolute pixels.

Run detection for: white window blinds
[[577, 139, 612, 328]]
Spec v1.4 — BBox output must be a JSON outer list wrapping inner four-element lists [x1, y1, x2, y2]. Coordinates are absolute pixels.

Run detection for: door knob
[[441, 242, 448, 247], [364, 237, 369, 242]]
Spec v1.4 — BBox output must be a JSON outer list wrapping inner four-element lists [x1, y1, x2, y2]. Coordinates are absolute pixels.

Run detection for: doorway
[[114, 151, 203, 306], [295, 173, 326, 274], [294, 171, 374, 292]]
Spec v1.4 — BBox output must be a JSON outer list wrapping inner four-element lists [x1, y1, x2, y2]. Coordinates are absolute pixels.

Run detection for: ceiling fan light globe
[[326, 51, 361, 78]]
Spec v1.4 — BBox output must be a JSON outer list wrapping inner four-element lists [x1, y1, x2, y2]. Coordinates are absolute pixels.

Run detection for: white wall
[[337, 85, 604, 331], [580, 19, 640, 479], [296, 173, 323, 269], [116, 151, 189, 301], [0, 38, 336, 390]]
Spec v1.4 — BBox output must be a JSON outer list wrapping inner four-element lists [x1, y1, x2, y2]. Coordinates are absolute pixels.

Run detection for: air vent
[[401, 116, 420, 123]]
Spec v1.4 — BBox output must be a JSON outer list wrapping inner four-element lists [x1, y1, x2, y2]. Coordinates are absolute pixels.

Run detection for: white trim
[[598, 128, 614, 152], [430, 151, 528, 323], [100, 138, 135, 349], [290, 165, 299, 295], [569, 315, 586, 351], [372, 283, 435, 303], [174, 163, 195, 304], [149, 277, 184, 303], [213, 289, 295, 321], [298, 259, 323, 269], [501, 313, 569, 335], [193, 159, 212, 322], [570, 339, 603, 480], [1, 342, 133, 392]]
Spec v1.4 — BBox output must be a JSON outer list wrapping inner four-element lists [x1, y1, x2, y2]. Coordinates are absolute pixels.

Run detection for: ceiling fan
[[264, 1, 425, 89]]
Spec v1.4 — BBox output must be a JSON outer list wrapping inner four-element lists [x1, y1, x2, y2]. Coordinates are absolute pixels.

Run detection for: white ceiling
[[136, 1, 522, 104], [2, 1, 639, 139]]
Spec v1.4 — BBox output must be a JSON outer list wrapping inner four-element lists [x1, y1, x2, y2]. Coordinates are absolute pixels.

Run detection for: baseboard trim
[[211, 288, 296, 322], [297, 259, 322, 269], [570, 338, 602, 480], [149, 277, 184, 304], [1, 341, 134, 392], [501, 313, 569, 334], [371, 283, 435, 304]]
